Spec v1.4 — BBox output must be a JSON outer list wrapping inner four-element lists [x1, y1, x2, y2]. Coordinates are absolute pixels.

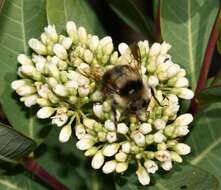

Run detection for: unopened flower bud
[[149, 43, 161, 56], [175, 113, 193, 126], [61, 37, 72, 49], [154, 119, 166, 130], [175, 125, 189, 136], [106, 132, 117, 143], [121, 142, 131, 153], [117, 123, 129, 134], [136, 164, 150, 186], [103, 143, 119, 157], [28, 38, 47, 55], [173, 143, 191, 155], [53, 44, 68, 60], [155, 150, 171, 161], [161, 160, 172, 171], [44, 25, 58, 42], [104, 120, 115, 131], [16, 85, 36, 96], [144, 160, 158, 174], [148, 75, 159, 87], [76, 138, 95, 150], [160, 42, 171, 54], [115, 151, 127, 162], [59, 124, 72, 143], [175, 77, 189, 87], [84, 147, 99, 157], [178, 88, 194, 99], [118, 43, 130, 55], [91, 151, 104, 169], [83, 118, 95, 129], [84, 49, 94, 63], [167, 64, 180, 78], [171, 151, 183, 163], [53, 84, 68, 97], [139, 123, 152, 134], [153, 132, 166, 143], [22, 94, 38, 107], [116, 162, 128, 173], [37, 107, 55, 119], [17, 54, 32, 65], [131, 131, 145, 147], [11, 79, 30, 90], [102, 160, 117, 174], [88, 35, 99, 51]]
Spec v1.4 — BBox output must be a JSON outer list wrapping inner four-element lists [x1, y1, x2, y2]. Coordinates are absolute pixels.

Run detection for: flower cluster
[[11, 21, 194, 185]]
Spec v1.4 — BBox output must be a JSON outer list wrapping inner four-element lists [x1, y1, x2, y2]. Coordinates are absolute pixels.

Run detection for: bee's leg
[[150, 87, 164, 107]]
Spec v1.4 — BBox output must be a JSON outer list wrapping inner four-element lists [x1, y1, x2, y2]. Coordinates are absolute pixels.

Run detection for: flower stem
[[189, 6, 221, 115], [22, 158, 70, 190]]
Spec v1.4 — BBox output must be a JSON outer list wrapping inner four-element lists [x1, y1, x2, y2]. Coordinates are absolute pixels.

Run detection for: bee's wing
[[129, 43, 142, 78]]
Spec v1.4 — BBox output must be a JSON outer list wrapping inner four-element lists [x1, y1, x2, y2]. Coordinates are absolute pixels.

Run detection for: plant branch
[[23, 158, 70, 190], [189, 6, 221, 115], [155, 1, 161, 42]]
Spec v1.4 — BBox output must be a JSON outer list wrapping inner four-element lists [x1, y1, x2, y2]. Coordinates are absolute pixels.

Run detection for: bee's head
[[130, 98, 149, 112]]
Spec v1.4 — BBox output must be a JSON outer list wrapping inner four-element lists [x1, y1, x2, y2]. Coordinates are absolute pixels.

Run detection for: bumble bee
[[101, 44, 152, 112]]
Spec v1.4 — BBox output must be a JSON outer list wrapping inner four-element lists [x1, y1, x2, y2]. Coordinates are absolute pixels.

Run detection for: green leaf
[[153, 0, 159, 19], [187, 102, 221, 185], [0, 123, 36, 162], [0, 0, 51, 143], [107, 0, 154, 40], [115, 165, 218, 190], [0, 168, 48, 190], [160, 0, 219, 89], [198, 86, 221, 104], [46, 0, 105, 35]]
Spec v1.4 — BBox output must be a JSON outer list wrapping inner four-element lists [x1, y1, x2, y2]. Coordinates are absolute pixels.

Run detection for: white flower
[[88, 35, 99, 51], [65, 80, 78, 89], [78, 63, 90, 74], [66, 21, 77, 38], [175, 77, 189, 87], [178, 88, 194, 99], [154, 119, 166, 130], [16, 85, 36, 96], [76, 138, 95, 150], [160, 41, 171, 54], [91, 151, 104, 169], [115, 151, 127, 162], [121, 142, 131, 153], [93, 104, 103, 118], [23, 94, 38, 107], [167, 64, 180, 78], [84, 49, 94, 63], [139, 123, 152, 134], [28, 38, 47, 55], [118, 43, 129, 55], [149, 43, 161, 56], [106, 132, 117, 143], [175, 125, 189, 136], [37, 107, 55, 119], [136, 164, 150, 186], [44, 25, 58, 42], [144, 160, 158, 174], [53, 44, 68, 60], [131, 131, 145, 147], [61, 37, 72, 49], [32, 55, 46, 73], [155, 150, 171, 162], [20, 65, 37, 76], [75, 124, 86, 139], [148, 75, 159, 87], [161, 160, 172, 171], [59, 124, 72, 143], [100, 36, 112, 47], [83, 118, 95, 129], [116, 163, 128, 173], [173, 143, 191, 155], [48, 63, 59, 80], [175, 113, 193, 126], [104, 120, 116, 131], [153, 132, 166, 143], [78, 86, 90, 97], [17, 54, 32, 65], [117, 123, 129, 134], [102, 160, 117, 174], [77, 75, 90, 86], [103, 143, 119, 157], [78, 27, 87, 43], [53, 84, 68, 97], [37, 84, 49, 98], [51, 113, 68, 127], [167, 94, 179, 104], [11, 79, 29, 90]]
